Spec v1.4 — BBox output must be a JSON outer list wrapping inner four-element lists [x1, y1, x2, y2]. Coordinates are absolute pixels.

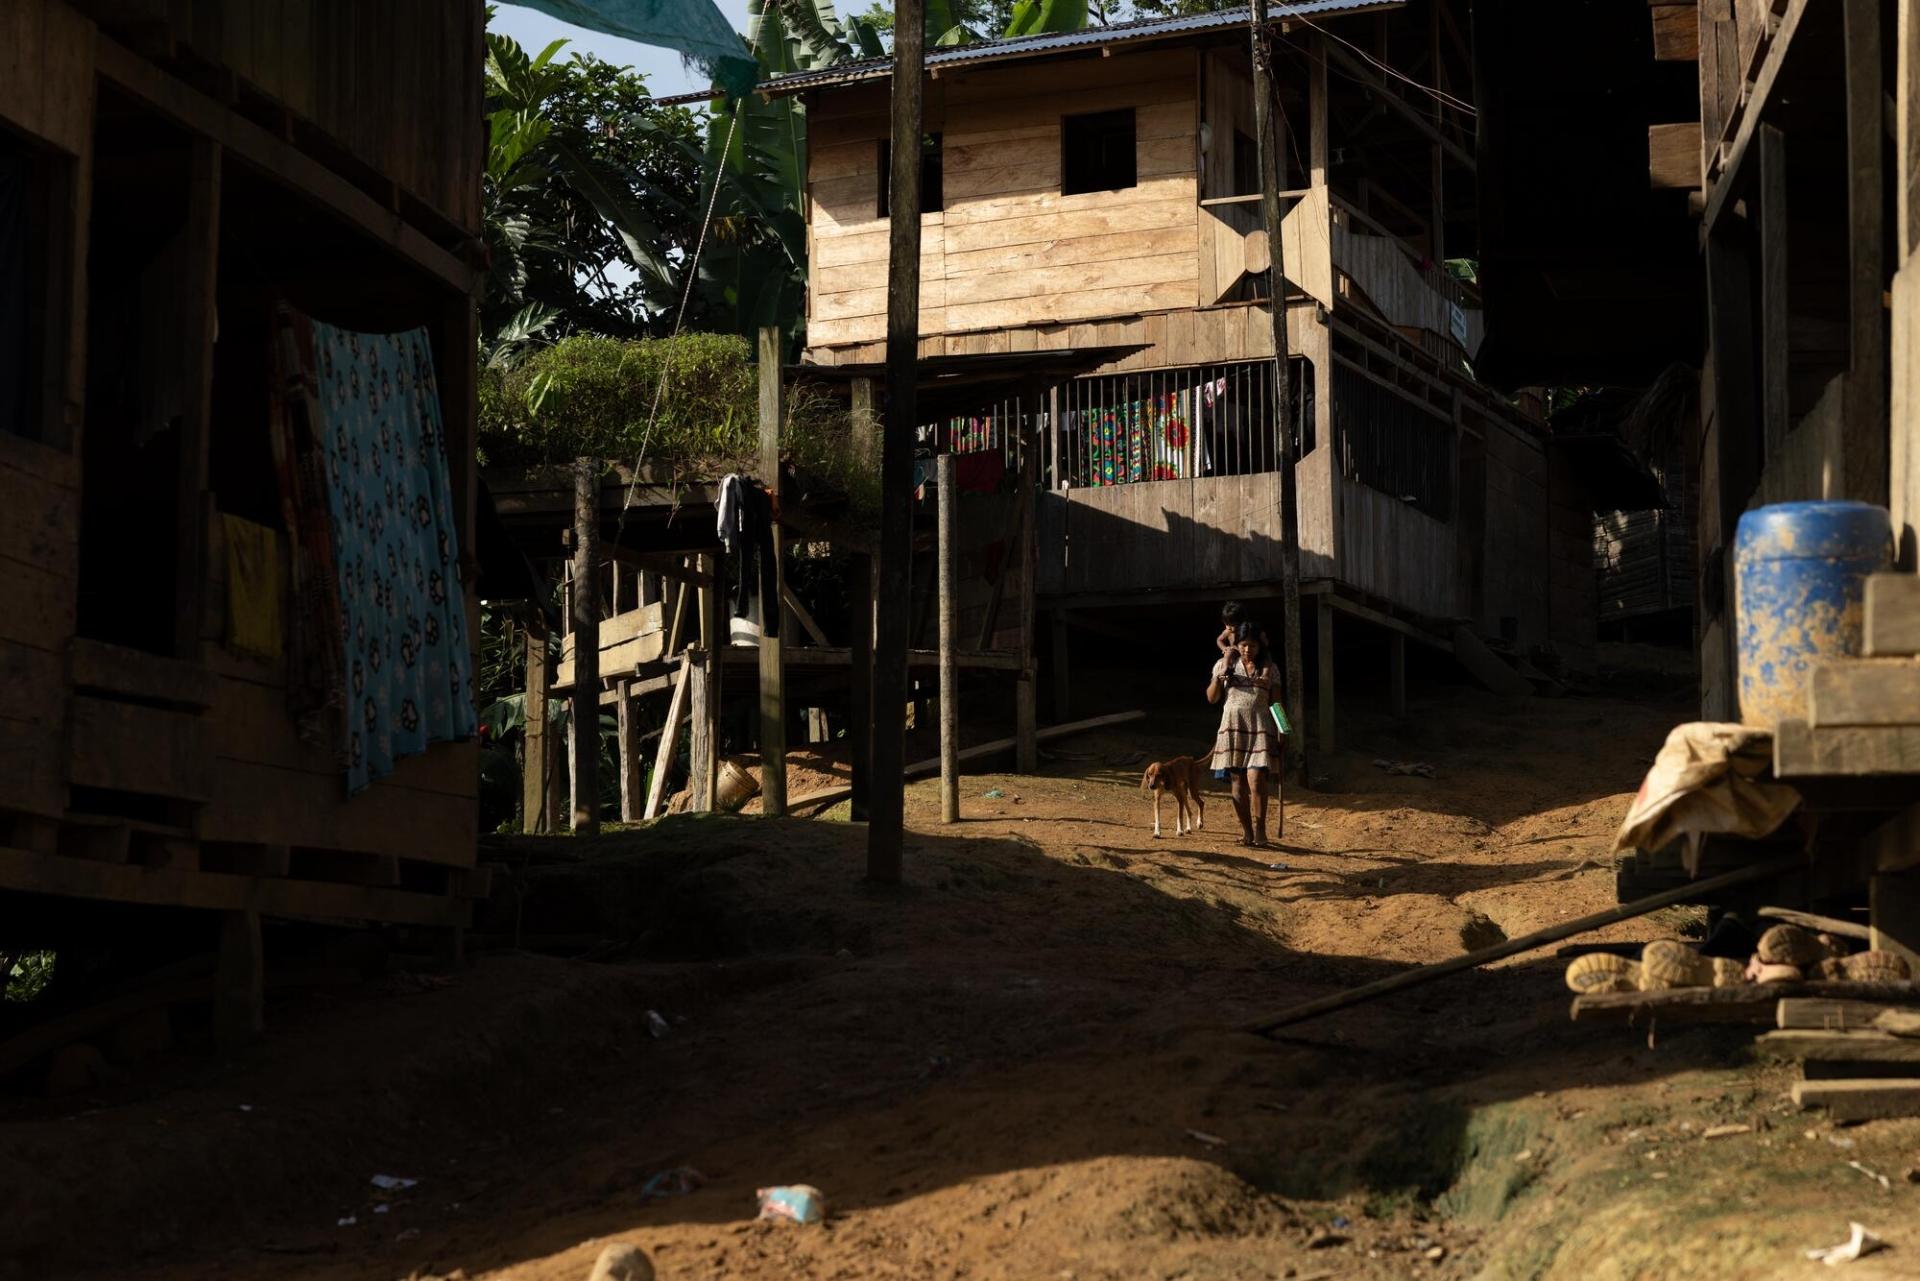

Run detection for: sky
[[490, 1, 755, 100]]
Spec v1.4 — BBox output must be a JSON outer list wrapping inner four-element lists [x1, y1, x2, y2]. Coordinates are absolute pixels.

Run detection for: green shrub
[[480, 332, 875, 516]]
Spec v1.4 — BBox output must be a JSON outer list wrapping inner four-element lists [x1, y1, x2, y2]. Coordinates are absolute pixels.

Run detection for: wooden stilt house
[[0, 0, 490, 1037], [756, 0, 1646, 748]]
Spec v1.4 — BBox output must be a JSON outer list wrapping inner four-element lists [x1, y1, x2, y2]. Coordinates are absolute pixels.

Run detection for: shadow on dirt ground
[[10, 664, 1917, 1281]]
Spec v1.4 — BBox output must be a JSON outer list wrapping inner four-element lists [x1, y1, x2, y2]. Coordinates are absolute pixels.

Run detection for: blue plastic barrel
[[1734, 501, 1892, 727]]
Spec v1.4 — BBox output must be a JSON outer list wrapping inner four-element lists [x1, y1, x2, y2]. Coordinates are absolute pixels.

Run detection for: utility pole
[[1250, 0, 1308, 786], [868, 0, 926, 882]]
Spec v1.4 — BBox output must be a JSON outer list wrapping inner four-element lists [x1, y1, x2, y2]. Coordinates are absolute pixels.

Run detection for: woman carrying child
[[1207, 620, 1283, 848]]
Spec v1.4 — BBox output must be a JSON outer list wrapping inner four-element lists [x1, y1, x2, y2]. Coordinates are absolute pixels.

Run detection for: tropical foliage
[[481, 16, 707, 360]]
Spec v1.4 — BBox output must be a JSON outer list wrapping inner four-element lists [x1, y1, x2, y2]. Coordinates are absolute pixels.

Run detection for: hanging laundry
[[268, 306, 348, 747], [725, 478, 780, 638], [717, 473, 745, 553], [304, 315, 477, 793], [220, 512, 286, 661]]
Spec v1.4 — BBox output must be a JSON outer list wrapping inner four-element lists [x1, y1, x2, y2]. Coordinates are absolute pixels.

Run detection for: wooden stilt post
[[571, 458, 600, 835], [1251, 0, 1309, 787], [1051, 611, 1071, 723], [758, 327, 788, 818], [1316, 594, 1335, 755], [1759, 123, 1790, 456], [869, 0, 927, 883], [938, 454, 960, 823], [1015, 424, 1038, 772], [690, 550, 722, 812], [645, 653, 692, 820], [1389, 631, 1407, 719], [522, 621, 553, 833], [617, 678, 641, 821], [213, 908, 262, 1051], [849, 378, 877, 823]]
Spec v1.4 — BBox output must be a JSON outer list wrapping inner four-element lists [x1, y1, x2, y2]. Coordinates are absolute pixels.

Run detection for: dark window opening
[[1062, 108, 1136, 195], [0, 130, 52, 442], [1231, 129, 1259, 198], [877, 132, 943, 216], [1330, 361, 1455, 521]]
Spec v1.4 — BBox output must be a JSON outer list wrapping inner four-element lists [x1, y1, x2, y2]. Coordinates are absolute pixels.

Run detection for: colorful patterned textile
[[1087, 389, 1199, 486], [268, 307, 348, 747], [309, 319, 476, 793]]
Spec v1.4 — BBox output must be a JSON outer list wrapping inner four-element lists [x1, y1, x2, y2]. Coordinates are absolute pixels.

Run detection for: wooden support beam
[[1651, 3, 1700, 61], [870, 0, 927, 885], [1016, 423, 1038, 771], [1811, 660, 1920, 727], [1257, 13, 1308, 788], [1316, 594, 1335, 755], [644, 653, 693, 821], [213, 909, 263, 1052], [938, 453, 960, 824], [1389, 631, 1407, 718], [849, 378, 877, 823], [689, 552, 722, 813], [1759, 123, 1790, 455], [782, 583, 831, 647], [93, 39, 477, 295], [1842, 0, 1889, 504], [1702, 0, 1811, 232], [758, 328, 788, 819], [616, 679, 642, 822], [570, 458, 601, 836], [1051, 611, 1071, 723], [174, 139, 220, 660]]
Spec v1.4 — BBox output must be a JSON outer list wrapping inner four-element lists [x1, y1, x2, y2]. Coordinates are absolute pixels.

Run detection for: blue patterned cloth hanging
[[311, 320, 476, 793]]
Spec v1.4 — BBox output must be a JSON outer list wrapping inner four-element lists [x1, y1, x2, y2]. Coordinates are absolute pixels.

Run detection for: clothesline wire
[[1280, 13, 1476, 117], [612, 6, 776, 544]]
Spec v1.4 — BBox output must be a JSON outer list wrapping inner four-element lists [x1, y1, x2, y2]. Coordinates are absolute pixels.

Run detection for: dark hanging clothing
[[719, 475, 779, 639]]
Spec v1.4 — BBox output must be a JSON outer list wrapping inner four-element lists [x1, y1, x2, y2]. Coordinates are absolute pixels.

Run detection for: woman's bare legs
[[1230, 771, 1254, 844], [1247, 767, 1269, 846]]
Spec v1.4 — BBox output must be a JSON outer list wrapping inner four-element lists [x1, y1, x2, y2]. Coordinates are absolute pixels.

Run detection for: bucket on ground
[[715, 758, 762, 812], [1733, 500, 1891, 727]]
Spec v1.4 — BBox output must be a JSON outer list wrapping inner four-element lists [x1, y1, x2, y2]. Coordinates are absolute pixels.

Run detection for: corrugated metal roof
[[650, 0, 1400, 104]]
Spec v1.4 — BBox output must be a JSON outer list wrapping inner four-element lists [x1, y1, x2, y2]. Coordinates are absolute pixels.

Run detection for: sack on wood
[[1565, 952, 1640, 994], [1640, 940, 1715, 990]]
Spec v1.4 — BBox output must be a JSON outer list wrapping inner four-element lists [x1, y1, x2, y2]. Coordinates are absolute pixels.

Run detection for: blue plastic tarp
[[512, 0, 758, 97]]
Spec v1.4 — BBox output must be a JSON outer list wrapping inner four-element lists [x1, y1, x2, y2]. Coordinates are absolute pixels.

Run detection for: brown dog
[[1141, 752, 1209, 838]]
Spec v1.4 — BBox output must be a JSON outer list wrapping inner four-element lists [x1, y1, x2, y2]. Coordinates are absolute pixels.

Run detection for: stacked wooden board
[[1761, 999, 1920, 1121], [1774, 573, 1920, 778]]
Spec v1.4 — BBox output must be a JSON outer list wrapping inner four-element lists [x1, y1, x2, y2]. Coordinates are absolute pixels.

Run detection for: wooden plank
[[69, 696, 211, 802], [616, 679, 642, 823], [1842, 0, 1888, 504], [1576, 981, 1920, 1025], [1650, 122, 1702, 189], [758, 328, 787, 819], [643, 653, 691, 821], [1652, 4, 1700, 60], [197, 757, 477, 869], [1792, 1078, 1920, 1120], [522, 623, 555, 833], [1760, 905, 1874, 940], [1759, 1029, 1920, 1062], [1866, 574, 1920, 656], [1703, 0, 1810, 227], [0, 845, 468, 928], [1809, 659, 1920, 727], [1775, 718, 1920, 776], [69, 638, 216, 709], [1777, 997, 1912, 1030]]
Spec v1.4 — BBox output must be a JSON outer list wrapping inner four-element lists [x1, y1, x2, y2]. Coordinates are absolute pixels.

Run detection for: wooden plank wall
[[74, 0, 484, 231], [1479, 421, 1552, 650], [198, 510, 478, 865], [807, 48, 1201, 349], [1033, 467, 1339, 600], [1331, 471, 1462, 621], [557, 600, 670, 689], [0, 0, 96, 820], [1332, 217, 1483, 359]]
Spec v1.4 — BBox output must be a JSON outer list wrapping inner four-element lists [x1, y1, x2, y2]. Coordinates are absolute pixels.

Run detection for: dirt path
[[16, 672, 1920, 1280]]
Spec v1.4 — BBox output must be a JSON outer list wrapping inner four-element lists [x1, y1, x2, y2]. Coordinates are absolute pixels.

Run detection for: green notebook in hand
[[1270, 701, 1292, 737]]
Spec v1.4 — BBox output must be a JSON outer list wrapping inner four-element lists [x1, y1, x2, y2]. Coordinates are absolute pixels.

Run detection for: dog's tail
[[1196, 741, 1216, 765]]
